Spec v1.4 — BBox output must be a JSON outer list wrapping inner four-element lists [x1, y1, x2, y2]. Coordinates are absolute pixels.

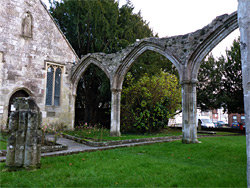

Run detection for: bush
[[121, 71, 181, 133]]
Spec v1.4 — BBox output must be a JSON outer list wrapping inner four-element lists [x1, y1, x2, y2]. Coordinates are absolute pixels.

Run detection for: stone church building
[[0, 0, 79, 128], [0, 0, 244, 143]]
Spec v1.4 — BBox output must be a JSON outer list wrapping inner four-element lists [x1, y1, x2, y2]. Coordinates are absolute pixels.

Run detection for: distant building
[[228, 113, 245, 126], [168, 108, 228, 127]]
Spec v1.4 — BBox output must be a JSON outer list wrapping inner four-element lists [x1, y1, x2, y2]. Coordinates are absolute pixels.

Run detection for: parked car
[[218, 121, 226, 126], [214, 121, 226, 128], [199, 118, 215, 128], [231, 122, 240, 129]]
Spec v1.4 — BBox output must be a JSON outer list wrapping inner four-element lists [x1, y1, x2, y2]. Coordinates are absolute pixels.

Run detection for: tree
[[75, 64, 111, 126], [126, 51, 179, 84], [197, 54, 224, 111], [49, 0, 154, 126], [197, 37, 244, 113], [49, 0, 153, 55]]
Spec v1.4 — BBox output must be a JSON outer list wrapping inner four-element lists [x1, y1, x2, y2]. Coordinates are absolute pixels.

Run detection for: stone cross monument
[[6, 97, 42, 170]]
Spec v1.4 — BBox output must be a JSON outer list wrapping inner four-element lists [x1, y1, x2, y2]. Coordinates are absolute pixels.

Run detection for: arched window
[[54, 68, 61, 106], [45, 65, 62, 106], [46, 66, 54, 105], [8, 90, 30, 118]]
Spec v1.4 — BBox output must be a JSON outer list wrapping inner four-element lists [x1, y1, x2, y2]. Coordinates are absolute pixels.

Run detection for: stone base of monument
[[41, 139, 68, 153]]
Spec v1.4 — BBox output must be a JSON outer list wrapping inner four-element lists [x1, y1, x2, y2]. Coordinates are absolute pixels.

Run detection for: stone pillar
[[71, 93, 77, 130], [5, 97, 42, 170], [238, 1, 250, 187], [110, 89, 121, 136], [181, 80, 199, 144]]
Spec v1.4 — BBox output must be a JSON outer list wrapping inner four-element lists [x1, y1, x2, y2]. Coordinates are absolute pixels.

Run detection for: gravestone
[[5, 97, 42, 170]]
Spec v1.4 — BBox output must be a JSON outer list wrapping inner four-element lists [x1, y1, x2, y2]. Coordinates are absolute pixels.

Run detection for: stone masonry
[[0, 0, 79, 129], [6, 97, 42, 170]]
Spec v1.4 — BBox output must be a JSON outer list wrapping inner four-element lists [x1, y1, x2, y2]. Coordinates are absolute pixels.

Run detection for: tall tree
[[197, 37, 244, 113], [49, 0, 154, 126], [49, 0, 153, 55]]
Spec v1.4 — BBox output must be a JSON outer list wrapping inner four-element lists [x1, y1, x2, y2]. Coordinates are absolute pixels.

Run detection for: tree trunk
[[238, 1, 250, 187]]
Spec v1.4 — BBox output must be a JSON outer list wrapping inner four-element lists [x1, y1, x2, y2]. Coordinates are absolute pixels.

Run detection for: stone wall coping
[[61, 132, 182, 147]]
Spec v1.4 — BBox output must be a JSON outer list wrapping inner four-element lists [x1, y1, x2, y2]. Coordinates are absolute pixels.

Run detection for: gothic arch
[[112, 41, 182, 90], [71, 56, 110, 95], [5, 87, 34, 121], [7, 87, 34, 104], [189, 11, 238, 80]]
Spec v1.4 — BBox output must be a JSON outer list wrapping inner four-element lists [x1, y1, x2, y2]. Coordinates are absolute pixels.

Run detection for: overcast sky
[[43, 0, 240, 58]]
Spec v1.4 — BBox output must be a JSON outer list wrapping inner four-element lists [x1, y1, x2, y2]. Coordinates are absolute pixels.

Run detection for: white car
[[199, 118, 215, 128]]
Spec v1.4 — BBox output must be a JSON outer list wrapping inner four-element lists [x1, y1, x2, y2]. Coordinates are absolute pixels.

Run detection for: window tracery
[[45, 64, 63, 106]]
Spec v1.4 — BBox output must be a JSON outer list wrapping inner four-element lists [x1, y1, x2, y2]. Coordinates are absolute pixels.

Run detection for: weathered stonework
[[6, 97, 42, 170], [0, 0, 79, 129], [238, 1, 250, 186], [71, 11, 239, 139]]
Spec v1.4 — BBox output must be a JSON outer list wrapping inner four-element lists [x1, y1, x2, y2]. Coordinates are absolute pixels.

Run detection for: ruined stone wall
[[0, 0, 79, 128]]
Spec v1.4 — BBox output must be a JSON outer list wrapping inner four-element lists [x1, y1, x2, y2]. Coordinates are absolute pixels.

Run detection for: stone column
[[110, 89, 121, 136], [71, 93, 77, 130], [238, 1, 250, 187], [181, 80, 199, 144], [5, 97, 42, 170]]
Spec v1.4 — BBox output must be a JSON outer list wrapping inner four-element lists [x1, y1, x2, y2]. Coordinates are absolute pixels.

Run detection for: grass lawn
[[0, 132, 8, 150], [0, 141, 7, 150], [0, 136, 247, 187], [63, 128, 183, 142], [63, 128, 239, 142]]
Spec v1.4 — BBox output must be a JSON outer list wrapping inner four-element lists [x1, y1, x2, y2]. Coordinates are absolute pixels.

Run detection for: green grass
[[63, 128, 182, 142], [0, 136, 247, 187], [0, 141, 7, 150], [63, 128, 239, 142], [0, 132, 8, 150]]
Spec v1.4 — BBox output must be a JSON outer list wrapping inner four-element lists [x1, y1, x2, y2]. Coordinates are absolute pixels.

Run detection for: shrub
[[121, 71, 181, 133]]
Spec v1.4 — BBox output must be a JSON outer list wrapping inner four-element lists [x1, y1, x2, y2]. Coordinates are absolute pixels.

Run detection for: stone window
[[54, 68, 62, 106], [45, 65, 63, 106]]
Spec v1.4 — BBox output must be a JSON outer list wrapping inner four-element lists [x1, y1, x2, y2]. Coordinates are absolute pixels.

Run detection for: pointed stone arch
[[69, 11, 242, 141], [71, 55, 110, 95], [181, 11, 239, 143], [188, 11, 238, 81], [71, 55, 112, 127], [5, 87, 34, 124], [112, 41, 183, 90], [110, 40, 183, 136]]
